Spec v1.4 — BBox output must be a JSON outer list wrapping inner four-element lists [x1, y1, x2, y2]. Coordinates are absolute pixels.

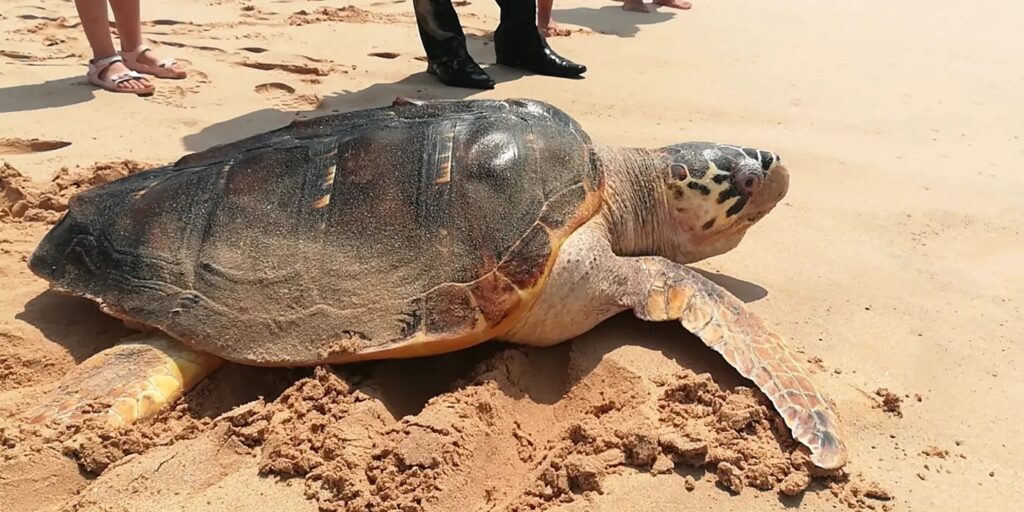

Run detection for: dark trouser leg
[[412, 0, 495, 89], [412, 0, 467, 63], [495, 0, 538, 34], [492, 0, 586, 78]]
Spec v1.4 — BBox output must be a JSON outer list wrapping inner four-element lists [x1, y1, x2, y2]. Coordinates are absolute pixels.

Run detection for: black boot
[[492, 0, 586, 78], [494, 34, 587, 78], [426, 53, 495, 89], [412, 0, 495, 89]]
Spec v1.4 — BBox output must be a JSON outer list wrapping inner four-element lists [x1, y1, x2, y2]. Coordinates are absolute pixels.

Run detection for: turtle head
[[656, 142, 789, 263]]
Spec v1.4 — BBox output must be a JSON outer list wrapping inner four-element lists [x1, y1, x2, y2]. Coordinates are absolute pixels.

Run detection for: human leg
[[74, 0, 152, 93], [109, 0, 186, 78]]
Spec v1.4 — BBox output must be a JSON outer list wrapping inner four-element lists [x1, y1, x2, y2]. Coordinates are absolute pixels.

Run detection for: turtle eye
[[670, 164, 688, 180], [734, 170, 762, 194]]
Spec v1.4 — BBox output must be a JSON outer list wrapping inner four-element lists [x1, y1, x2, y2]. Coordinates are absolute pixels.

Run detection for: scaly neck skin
[[593, 145, 671, 258]]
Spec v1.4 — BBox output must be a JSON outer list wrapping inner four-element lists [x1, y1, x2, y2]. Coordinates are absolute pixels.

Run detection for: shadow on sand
[[181, 63, 533, 153], [696, 269, 769, 303], [554, 5, 676, 38], [182, 30, 539, 153], [365, 310, 770, 418], [15, 291, 131, 363], [0, 76, 97, 114], [15, 265, 768, 415]]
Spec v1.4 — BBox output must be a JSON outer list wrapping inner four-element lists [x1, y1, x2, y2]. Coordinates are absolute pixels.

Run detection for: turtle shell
[[29, 99, 605, 365]]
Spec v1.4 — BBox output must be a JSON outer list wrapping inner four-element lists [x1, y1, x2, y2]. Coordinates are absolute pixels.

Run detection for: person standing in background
[[619, 0, 692, 13], [73, 0, 187, 95], [536, 0, 569, 37], [413, 0, 586, 89], [539, 0, 693, 36]]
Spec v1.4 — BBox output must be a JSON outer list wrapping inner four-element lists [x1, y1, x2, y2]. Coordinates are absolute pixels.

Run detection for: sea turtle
[[26, 98, 846, 469]]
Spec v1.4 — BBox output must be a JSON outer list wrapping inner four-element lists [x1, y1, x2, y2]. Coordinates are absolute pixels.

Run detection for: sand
[[1, 0, 1022, 510]]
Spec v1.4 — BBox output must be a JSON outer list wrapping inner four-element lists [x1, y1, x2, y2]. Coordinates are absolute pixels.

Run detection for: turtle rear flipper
[[629, 259, 847, 469], [26, 333, 223, 428]]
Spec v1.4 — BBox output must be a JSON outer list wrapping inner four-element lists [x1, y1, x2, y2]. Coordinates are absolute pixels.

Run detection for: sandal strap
[[90, 54, 124, 73], [124, 44, 152, 57], [110, 70, 145, 84], [122, 44, 178, 70]]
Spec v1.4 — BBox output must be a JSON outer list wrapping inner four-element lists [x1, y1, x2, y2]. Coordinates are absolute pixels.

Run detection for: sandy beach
[[1, 0, 1022, 510]]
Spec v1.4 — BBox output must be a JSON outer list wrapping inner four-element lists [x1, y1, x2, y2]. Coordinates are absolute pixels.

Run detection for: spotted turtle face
[[659, 142, 789, 261]]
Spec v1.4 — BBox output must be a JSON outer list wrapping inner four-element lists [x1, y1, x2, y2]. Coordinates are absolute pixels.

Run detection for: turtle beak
[[765, 162, 789, 203], [28, 212, 75, 281], [745, 162, 788, 223], [28, 183, 113, 284]]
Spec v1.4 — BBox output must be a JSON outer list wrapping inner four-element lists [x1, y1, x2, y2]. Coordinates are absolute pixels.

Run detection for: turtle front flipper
[[624, 258, 848, 470], [26, 332, 223, 428]]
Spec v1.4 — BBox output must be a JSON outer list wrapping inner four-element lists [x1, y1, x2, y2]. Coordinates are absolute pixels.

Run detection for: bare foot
[[538, 21, 571, 37], [654, 0, 692, 9], [621, 0, 650, 13]]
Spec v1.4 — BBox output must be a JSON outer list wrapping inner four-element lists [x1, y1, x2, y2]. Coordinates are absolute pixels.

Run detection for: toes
[[118, 78, 151, 91]]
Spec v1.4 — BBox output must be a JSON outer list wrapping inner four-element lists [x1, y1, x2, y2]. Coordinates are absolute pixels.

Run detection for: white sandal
[[86, 55, 155, 95], [120, 44, 186, 79]]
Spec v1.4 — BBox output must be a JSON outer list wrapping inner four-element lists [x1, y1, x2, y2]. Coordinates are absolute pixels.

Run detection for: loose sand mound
[[1, 160, 152, 224], [2, 306, 891, 511]]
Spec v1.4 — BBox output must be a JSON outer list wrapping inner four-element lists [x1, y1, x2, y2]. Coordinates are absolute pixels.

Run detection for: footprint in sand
[[11, 17, 81, 39], [0, 48, 77, 62], [17, 14, 63, 22], [0, 138, 71, 155], [151, 39, 225, 54], [254, 83, 321, 111], [141, 59, 207, 108], [149, 84, 199, 109], [142, 18, 234, 35], [287, 6, 408, 26], [0, 50, 34, 60], [190, 69, 211, 85], [255, 82, 296, 95], [368, 51, 400, 59], [240, 47, 268, 54], [239, 60, 333, 77]]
